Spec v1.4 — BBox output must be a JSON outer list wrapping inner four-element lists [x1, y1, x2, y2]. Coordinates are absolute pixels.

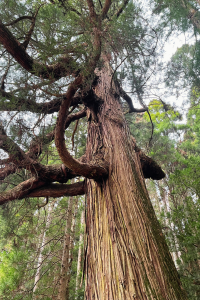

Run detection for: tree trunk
[[58, 192, 74, 300], [84, 62, 187, 299], [33, 200, 54, 296], [75, 207, 85, 299], [66, 196, 79, 300]]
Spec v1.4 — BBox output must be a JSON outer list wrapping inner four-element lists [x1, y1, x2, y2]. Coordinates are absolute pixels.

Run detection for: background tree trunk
[[75, 207, 85, 299], [84, 62, 187, 299], [65, 196, 79, 300], [58, 189, 74, 300], [33, 200, 54, 296]]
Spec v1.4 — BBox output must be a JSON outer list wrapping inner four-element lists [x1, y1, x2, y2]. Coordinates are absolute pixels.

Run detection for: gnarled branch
[[0, 108, 87, 181], [0, 179, 85, 205], [28, 181, 85, 198], [0, 163, 16, 181], [117, 83, 148, 113], [55, 77, 108, 181], [0, 125, 79, 182], [0, 177, 45, 205], [0, 89, 82, 114], [0, 20, 79, 80]]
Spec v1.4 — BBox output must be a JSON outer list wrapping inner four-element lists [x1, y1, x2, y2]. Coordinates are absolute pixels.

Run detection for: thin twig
[[72, 119, 79, 150]]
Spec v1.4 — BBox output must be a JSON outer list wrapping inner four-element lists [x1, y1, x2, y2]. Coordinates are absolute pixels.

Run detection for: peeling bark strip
[[85, 64, 187, 299]]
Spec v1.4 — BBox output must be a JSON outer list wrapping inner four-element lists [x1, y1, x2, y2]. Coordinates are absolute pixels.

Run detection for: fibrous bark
[[84, 63, 187, 299]]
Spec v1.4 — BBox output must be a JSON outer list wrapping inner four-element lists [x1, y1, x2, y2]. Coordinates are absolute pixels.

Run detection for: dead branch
[[1, 56, 10, 90], [72, 119, 79, 150]]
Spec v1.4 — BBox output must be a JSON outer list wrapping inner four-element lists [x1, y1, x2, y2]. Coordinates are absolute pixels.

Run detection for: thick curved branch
[[101, 0, 112, 19], [0, 159, 78, 185], [0, 89, 82, 114], [0, 179, 85, 205], [0, 20, 79, 79], [0, 142, 79, 182], [28, 181, 85, 198], [27, 108, 86, 159], [86, 0, 97, 19], [0, 109, 87, 181], [0, 177, 45, 205], [0, 125, 80, 182], [55, 77, 108, 180]]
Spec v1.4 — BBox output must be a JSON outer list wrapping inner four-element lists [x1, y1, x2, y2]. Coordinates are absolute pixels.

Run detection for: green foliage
[[165, 42, 200, 90], [151, 0, 200, 33]]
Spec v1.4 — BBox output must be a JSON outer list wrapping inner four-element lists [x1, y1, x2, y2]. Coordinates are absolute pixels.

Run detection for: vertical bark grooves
[[85, 63, 187, 299]]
